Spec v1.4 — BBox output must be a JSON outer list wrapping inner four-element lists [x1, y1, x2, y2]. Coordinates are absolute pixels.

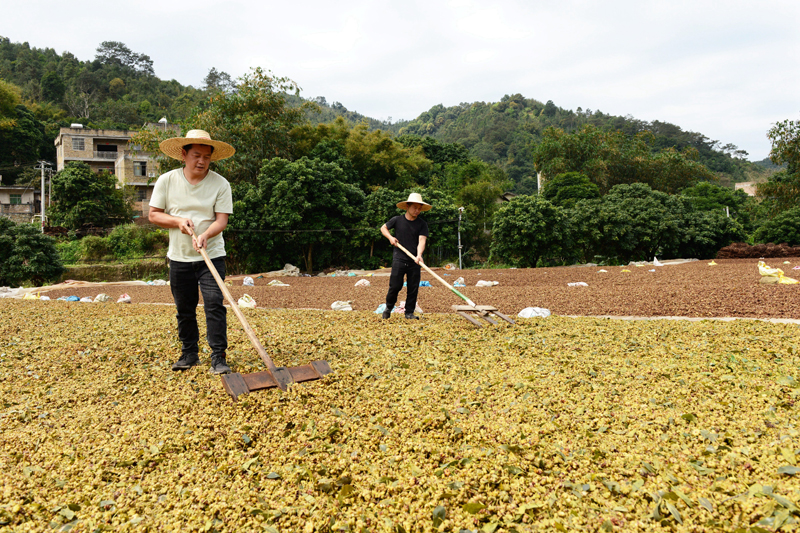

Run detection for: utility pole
[[457, 207, 464, 270], [35, 161, 52, 232]]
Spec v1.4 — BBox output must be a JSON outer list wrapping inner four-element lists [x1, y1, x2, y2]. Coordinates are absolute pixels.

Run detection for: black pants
[[169, 258, 227, 359], [385, 258, 421, 314]]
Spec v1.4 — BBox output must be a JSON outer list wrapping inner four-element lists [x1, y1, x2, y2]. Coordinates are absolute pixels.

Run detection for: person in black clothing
[[381, 193, 431, 320]]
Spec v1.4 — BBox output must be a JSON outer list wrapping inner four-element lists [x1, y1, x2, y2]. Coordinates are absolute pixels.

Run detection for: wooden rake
[[189, 229, 332, 401], [394, 242, 515, 327]]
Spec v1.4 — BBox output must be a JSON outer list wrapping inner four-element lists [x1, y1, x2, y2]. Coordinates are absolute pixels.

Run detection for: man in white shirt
[[148, 130, 235, 375]]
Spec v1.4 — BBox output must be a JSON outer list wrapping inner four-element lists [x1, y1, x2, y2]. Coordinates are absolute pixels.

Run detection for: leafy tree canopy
[[489, 195, 568, 267], [290, 118, 432, 191], [753, 207, 800, 246], [534, 125, 717, 195], [0, 218, 64, 286], [541, 172, 600, 209], [231, 157, 365, 273], [49, 162, 132, 229], [757, 117, 800, 217], [192, 67, 309, 185]]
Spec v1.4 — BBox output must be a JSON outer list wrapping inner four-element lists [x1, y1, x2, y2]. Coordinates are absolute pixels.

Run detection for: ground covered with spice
[[1, 257, 799, 532], [42, 257, 800, 319]]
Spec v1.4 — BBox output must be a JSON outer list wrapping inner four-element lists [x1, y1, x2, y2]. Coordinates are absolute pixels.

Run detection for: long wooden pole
[[394, 242, 477, 308], [188, 229, 278, 372]]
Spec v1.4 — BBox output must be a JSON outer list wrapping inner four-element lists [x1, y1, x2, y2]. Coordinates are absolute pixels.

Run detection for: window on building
[[136, 188, 147, 202], [10, 194, 22, 205], [134, 162, 147, 177], [72, 137, 85, 151]]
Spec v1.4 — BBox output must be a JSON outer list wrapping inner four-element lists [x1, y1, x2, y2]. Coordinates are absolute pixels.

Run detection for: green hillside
[[1, 36, 773, 191]]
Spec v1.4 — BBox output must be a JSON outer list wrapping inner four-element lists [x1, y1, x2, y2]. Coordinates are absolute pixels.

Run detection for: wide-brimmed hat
[[397, 192, 432, 211], [159, 130, 235, 161]]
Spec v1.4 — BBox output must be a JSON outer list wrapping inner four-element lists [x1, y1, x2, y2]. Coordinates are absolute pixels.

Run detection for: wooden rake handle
[[394, 242, 477, 308], [187, 228, 278, 372]]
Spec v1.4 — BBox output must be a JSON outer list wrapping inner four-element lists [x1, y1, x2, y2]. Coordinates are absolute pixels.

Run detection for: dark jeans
[[385, 258, 421, 314], [169, 258, 227, 359]]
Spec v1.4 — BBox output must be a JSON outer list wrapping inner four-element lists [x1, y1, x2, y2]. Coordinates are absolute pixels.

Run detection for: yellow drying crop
[[0, 299, 798, 532]]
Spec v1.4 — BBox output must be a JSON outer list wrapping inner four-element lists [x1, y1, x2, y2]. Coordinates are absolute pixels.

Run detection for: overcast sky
[[3, 0, 798, 160]]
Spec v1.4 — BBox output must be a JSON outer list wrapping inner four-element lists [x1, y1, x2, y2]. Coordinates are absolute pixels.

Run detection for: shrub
[[753, 207, 800, 246], [80, 236, 112, 262], [0, 218, 65, 286], [489, 195, 568, 267], [56, 239, 83, 264]]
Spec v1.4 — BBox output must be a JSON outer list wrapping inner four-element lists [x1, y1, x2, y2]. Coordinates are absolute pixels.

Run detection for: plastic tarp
[[331, 300, 353, 311], [758, 261, 798, 285], [518, 307, 551, 318], [238, 294, 256, 308]]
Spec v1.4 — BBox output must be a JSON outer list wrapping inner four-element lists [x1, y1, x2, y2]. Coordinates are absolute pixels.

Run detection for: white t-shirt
[[149, 168, 233, 262]]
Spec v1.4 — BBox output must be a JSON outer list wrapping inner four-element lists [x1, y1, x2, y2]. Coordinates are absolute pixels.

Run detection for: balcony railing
[[94, 151, 119, 160]]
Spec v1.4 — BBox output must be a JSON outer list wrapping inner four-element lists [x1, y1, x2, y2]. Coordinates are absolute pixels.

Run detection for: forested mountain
[[0, 37, 205, 183], [0, 35, 771, 191]]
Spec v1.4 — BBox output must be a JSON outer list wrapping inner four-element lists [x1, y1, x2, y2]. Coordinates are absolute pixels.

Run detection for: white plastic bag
[[476, 280, 499, 287], [567, 282, 588, 287], [79, 297, 93, 303], [117, 293, 132, 304], [758, 261, 798, 284], [355, 279, 371, 287], [243, 276, 254, 286], [331, 300, 353, 311], [267, 279, 290, 287], [653, 256, 664, 266], [94, 293, 112, 302], [518, 307, 551, 318], [238, 294, 256, 308]]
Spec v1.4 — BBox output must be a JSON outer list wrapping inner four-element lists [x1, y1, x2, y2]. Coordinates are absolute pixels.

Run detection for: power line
[[225, 218, 460, 234]]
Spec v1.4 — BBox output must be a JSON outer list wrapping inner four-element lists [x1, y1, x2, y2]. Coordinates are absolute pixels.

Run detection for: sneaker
[[210, 355, 232, 375], [172, 353, 200, 371], [405, 313, 419, 320], [382, 309, 392, 319]]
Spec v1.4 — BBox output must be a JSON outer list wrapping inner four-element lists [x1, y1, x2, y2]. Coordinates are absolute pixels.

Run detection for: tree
[[0, 78, 21, 131], [40, 71, 66, 103], [668, 210, 747, 259], [49, 162, 132, 229], [541, 172, 600, 209], [290, 118, 432, 190], [203, 68, 235, 94], [594, 183, 686, 263], [533, 125, 717, 194], [680, 181, 753, 231], [231, 157, 365, 274], [753, 207, 800, 246], [489, 195, 568, 267], [757, 117, 800, 216], [0, 83, 45, 184], [564, 199, 603, 263], [0, 218, 64, 286], [192, 67, 309, 184], [95, 41, 154, 76], [767, 118, 800, 174]]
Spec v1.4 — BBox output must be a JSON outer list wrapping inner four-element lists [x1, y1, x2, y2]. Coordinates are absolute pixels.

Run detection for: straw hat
[[159, 130, 235, 161], [397, 192, 432, 211]]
